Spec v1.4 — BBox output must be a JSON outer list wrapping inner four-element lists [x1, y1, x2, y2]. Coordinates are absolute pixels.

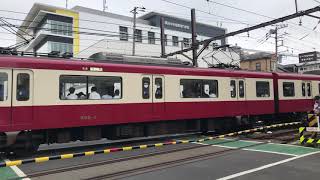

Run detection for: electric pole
[[66, 0, 68, 9], [275, 26, 278, 64], [268, 24, 287, 69], [130, 7, 145, 56], [191, 8, 198, 67], [103, 0, 107, 12], [160, 17, 166, 57]]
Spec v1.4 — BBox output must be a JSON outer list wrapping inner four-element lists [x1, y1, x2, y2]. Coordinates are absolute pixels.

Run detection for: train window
[[16, 73, 30, 101], [302, 83, 306, 96], [283, 82, 295, 97], [60, 75, 87, 100], [230, 80, 236, 98], [239, 80, 245, 98], [142, 77, 150, 99], [88, 76, 122, 100], [180, 79, 218, 98], [0, 73, 8, 101], [256, 81, 270, 97], [60, 75, 122, 100], [307, 83, 311, 97], [204, 80, 218, 98], [155, 78, 163, 99]]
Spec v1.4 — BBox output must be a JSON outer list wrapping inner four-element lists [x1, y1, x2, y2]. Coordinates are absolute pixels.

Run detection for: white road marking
[[242, 148, 298, 157], [267, 142, 320, 149], [216, 151, 320, 180], [192, 142, 210, 146], [4, 159, 30, 180]]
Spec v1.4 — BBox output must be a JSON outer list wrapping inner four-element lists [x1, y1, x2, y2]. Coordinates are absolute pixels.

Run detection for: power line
[[0, 9, 160, 32], [158, 0, 250, 25], [205, 0, 320, 34]]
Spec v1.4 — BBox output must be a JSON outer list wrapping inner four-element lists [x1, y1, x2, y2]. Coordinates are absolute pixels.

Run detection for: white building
[[17, 3, 240, 67]]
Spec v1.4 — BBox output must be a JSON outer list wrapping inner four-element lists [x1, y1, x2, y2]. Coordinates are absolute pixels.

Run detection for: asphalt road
[[3, 138, 320, 180]]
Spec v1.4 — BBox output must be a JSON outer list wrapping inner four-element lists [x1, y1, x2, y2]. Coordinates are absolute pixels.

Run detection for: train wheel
[[13, 132, 40, 157]]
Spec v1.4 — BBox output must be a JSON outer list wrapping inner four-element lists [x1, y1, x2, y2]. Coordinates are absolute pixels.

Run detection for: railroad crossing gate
[[299, 114, 320, 146]]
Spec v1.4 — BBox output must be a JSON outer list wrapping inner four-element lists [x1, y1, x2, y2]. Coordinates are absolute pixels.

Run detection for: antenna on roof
[[103, 0, 108, 12]]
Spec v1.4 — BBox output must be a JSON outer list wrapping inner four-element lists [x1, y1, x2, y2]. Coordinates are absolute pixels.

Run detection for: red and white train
[[0, 55, 317, 152]]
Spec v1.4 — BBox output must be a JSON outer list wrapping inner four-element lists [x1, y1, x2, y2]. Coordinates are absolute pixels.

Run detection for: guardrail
[[0, 121, 301, 168]]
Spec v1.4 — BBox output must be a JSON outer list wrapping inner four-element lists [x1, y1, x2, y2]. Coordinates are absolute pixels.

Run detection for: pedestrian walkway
[[197, 138, 320, 156], [0, 159, 18, 180]]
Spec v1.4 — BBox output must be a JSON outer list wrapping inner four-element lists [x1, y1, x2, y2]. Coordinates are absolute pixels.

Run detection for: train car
[[0, 55, 314, 153], [274, 73, 320, 114]]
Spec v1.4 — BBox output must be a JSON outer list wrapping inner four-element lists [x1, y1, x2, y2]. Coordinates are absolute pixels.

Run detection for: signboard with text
[[299, 51, 320, 63]]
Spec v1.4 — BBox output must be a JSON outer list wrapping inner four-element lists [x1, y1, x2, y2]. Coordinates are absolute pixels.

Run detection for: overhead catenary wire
[[205, 0, 320, 34], [0, 4, 317, 57], [0, 6, 316, 52]]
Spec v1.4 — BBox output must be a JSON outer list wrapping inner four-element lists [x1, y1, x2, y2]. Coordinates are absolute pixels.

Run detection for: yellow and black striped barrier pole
[[0, 121, 301, 167]]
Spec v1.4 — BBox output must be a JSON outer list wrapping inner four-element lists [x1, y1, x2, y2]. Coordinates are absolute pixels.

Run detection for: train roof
[[275, 72, 320, 81], [0, 55, 318, 80]]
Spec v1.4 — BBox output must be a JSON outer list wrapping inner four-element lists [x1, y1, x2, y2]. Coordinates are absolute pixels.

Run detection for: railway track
[[3, 132, 203, 159], [20, 128, 296, 180]]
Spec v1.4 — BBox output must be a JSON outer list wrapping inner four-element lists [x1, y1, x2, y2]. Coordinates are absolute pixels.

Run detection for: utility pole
[[160, 17, 166, 57], [66, 0, 68, 9], [191, 8, 198, 67], [130, 7, 145, 56], [103, 0, 107, 12], [164, 6, 320, 58], [268, 24, 287, 69], [275, 26, 278, 64]]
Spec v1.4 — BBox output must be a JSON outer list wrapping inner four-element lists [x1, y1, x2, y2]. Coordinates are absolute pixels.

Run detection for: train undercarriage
[[0, 112, 305, 155]]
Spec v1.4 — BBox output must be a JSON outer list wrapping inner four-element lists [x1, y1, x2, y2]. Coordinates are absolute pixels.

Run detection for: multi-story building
[[17, 3, 240, 67]]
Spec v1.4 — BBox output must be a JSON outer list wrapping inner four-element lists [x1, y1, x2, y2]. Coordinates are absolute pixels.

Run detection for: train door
[[12, 70, 33, 126], [230, 79, 247, 114], [152, 75, 165, 119], [142, 75, 153, 120], [302, 81, 312, 99], [0, 69, 12, 128]]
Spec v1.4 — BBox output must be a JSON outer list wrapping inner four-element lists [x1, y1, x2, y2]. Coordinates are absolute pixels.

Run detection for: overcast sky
[[1, 0, 320, 64]]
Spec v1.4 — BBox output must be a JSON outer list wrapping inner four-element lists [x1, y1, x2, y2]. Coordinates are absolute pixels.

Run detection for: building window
[[47, 20, 72, 36], [142, 77, 150, 99], [256, 62, 261, 71], [256, 81, 270, 97], [183, 38, 190, 47], [0, 72, 8, 101], [180, 79, 218, 98], [283, 82, 295, 97], [119, 26, 128, 41], [48, 41, 73, 53], [148, 31, 155, 44], [59, 75, 122, 100], [17, 73, 30, 101], [172, 36, 179, 46], [134, 29, 142, 42], [164, 34, 168, 46]]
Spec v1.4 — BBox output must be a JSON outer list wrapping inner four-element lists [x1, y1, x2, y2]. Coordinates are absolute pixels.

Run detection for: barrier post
[[299, 114, 320, 147]]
